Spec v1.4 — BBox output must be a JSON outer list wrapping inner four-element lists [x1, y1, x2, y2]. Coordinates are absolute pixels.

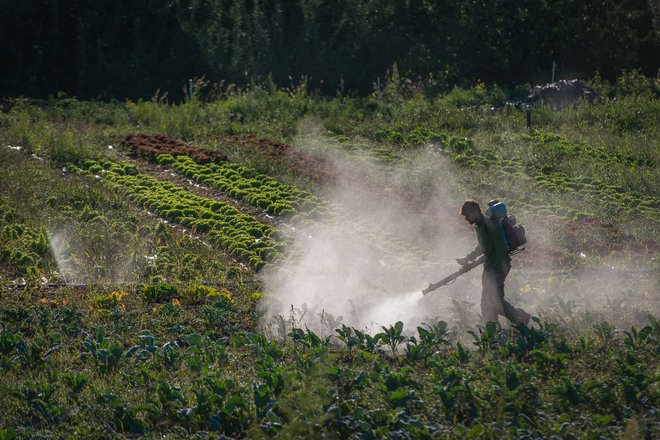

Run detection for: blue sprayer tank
[[485, 200, 508, 221], [485, 200, 511, 251]]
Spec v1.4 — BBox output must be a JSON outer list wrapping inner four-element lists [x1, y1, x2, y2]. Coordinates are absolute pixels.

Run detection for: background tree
[[0, 0, 657, 99]]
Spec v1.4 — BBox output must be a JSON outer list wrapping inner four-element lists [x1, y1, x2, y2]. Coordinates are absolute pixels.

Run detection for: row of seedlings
[[430, 131, 659, 224], [158, 154, 330, 221], [72, 159, 288, 269]]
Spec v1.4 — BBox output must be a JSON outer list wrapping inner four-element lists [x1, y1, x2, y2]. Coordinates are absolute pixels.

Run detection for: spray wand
[[421, 248, 525, 296], [421, 255, 485, 295]]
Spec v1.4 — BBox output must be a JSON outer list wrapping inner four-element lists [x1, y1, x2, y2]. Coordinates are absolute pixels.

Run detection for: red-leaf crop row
[[121, 134, 228, 164], [123, 133, 337, 183]]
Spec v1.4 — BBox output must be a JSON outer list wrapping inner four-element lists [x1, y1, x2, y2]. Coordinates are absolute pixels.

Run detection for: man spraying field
[[457, 200, 531, 326]]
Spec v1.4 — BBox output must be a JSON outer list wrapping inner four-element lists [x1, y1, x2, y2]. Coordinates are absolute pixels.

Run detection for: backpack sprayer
[[421, 200, 527, 296]]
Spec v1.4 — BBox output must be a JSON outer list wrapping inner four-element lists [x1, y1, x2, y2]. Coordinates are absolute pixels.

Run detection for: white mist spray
[[261, 123, 481, 336], [262, 120, 658, 334], [47, 225, 140, 286], [47, 228, 82, 284]]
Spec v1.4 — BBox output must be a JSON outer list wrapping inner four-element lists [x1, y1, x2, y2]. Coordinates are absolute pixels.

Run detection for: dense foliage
[[0, 297, 657, 438], [1, 0, 658, 99]]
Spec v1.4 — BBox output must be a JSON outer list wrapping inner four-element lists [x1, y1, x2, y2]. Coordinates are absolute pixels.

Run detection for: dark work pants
[[481, 263, 524, 325]]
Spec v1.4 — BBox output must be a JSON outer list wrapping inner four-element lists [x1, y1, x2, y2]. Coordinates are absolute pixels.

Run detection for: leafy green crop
[[164, 154, 329, 220], [0, 201, 53, 279], [1, 299, 658, 438], [425, 128, 660, 227], [71, 159, 288, 269]]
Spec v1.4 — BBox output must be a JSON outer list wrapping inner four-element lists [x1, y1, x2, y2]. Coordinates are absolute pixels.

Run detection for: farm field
[[0, 78, 658, 438]]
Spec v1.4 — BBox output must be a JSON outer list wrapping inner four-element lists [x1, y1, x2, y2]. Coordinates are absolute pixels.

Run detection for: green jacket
[[466, 213, 511, 270]]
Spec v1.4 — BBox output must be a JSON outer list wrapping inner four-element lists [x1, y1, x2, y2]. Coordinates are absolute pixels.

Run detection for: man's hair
[[460, 200, 481, 215]]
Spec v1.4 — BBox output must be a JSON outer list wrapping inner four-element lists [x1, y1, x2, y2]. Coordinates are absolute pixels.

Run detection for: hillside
[[0, 78, 658, 438]]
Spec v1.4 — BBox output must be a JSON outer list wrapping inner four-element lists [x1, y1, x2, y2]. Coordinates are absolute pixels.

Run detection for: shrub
[[205, 286, 233, 303], [91, 291, 127, 310], [180, 284, 229, 305], [142, 283, 179, 303]]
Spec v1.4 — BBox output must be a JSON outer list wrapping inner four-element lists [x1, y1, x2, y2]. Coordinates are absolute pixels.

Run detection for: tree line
[[1, 0, 657, 100]]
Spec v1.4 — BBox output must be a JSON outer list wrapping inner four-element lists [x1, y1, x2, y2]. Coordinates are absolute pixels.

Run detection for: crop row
[[159, 154, 330, 220], [532, 172, 658, 217], [151, 153, 432, 269], [523, 130, 655, 168], [123, 133, 339, 184], [80, 155, 432, 275], [120, 134, 335, 221], [121, 133, 227, 163], [381, 127, 658, 223], [429, 130, 659, 224], [72, 160, 288, 269], [0, 201, 51, 279], [174, 158, 433, 268], [123, 134, 411, 223]]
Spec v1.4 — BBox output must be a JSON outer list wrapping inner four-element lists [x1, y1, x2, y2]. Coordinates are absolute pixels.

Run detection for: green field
[[0, 76, 658, 438]]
